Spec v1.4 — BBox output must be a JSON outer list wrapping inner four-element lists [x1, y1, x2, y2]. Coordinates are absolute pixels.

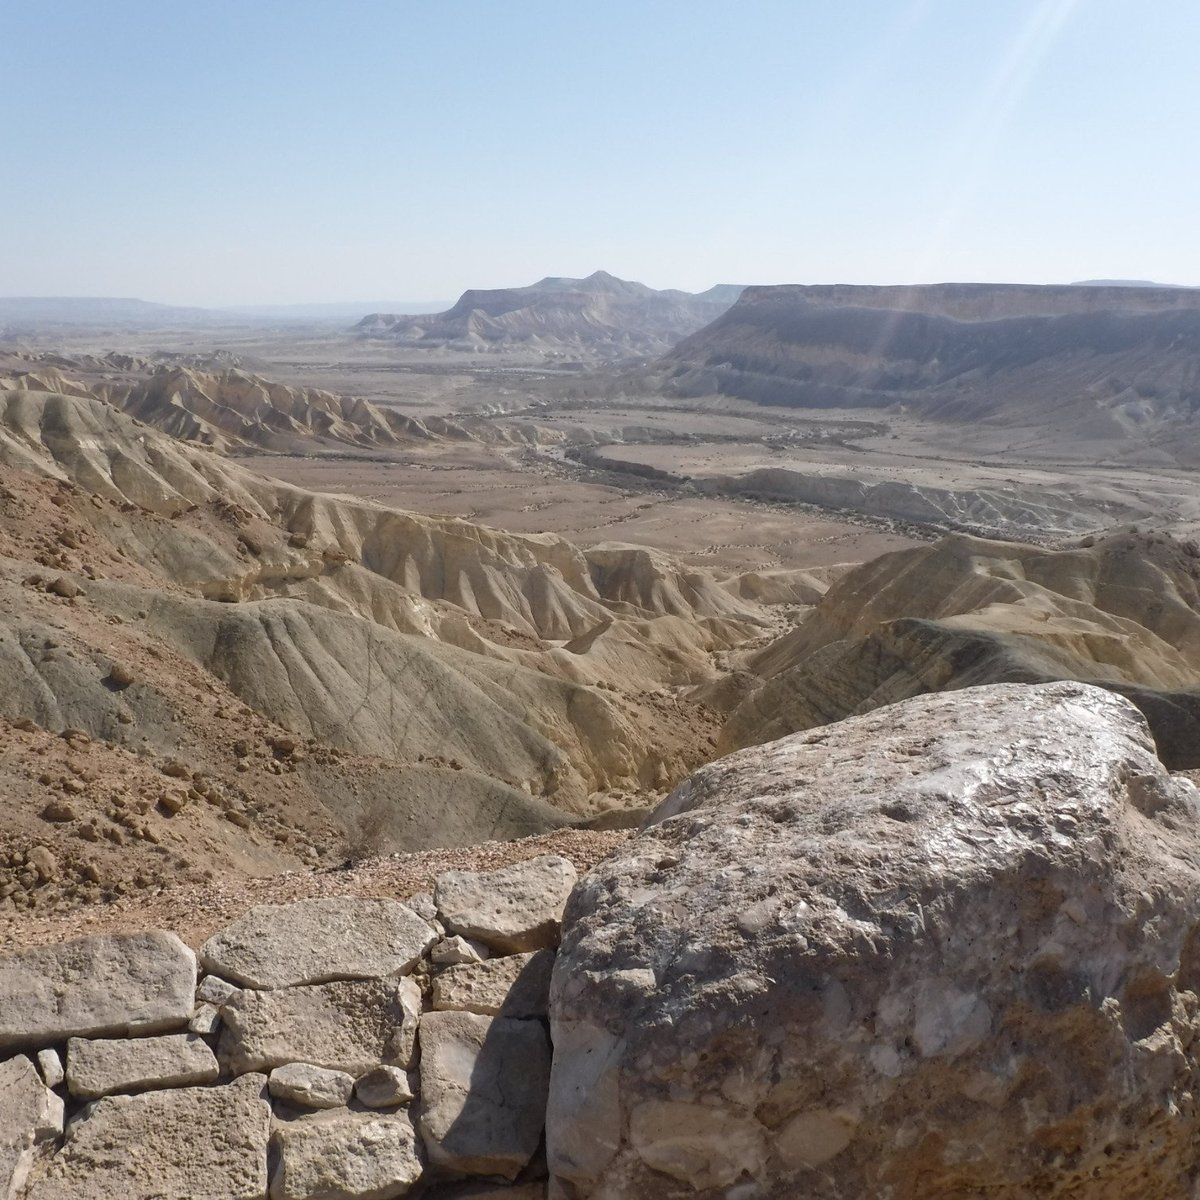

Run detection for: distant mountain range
[[662, 281, 1200, 464], [0, 296, 447, 330], [355, 271, 744, 359]]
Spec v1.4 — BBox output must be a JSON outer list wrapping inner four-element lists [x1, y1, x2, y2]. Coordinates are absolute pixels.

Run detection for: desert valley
[[4, 269, 1200, 1197]]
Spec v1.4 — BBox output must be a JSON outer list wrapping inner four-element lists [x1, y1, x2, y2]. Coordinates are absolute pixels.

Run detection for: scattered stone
[[66, 1032, 219, 1099], [189, 1003, 221, 1035], [435, 855, 577, 954], [354, 1065, 414, 1109], [430, 935, 489, 966], [106, 663, 135, 688], [268, 1062, 355, 1110], [200, 896, 437, 988], [405, 891, 438, 923], [22, 1072, 270, 1200], [196, 974, 240, 1006], [0, 931, 197, 1050], [159, 790, 188, 815], [432, 950, 553, 1019], [40, 799, 78, 823], [27, 846, 58, 882], [159, 759, 191, 779], [220, 976, 421, 1076], [419, 1011, 551, 1179], [36, 1047, 65, 1089], [269, 1109, 423, 1200], [1, 1055, 63, 1200], [548, 682, 1200, 1198], [46, 576, 79, 599]]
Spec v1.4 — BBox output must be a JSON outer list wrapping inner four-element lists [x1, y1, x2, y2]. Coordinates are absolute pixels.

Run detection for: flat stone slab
[[220, 976, 421, 1076], [21, 1072, 270, 1200], [1, 1055, 64, 1200], [269, 1062, 355, 1110], [270, 1109, 423, 1199], [435, 855, 577, 953], [418, 1010, 551, 1179], [431, 950, 553, 1018], [67, 1032, 219, 1099], [0, 931, 197, 1050], [201, 897, 436, 989]]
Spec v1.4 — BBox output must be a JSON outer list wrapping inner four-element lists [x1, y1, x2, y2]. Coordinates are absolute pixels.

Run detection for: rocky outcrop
[[662, 282, 1200, 467], [356, 272, 741, 360], [548, 682, 1200, 1198]]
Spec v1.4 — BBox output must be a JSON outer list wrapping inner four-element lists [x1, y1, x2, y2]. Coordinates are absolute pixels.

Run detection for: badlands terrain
[[3, 278, 1200, 935]]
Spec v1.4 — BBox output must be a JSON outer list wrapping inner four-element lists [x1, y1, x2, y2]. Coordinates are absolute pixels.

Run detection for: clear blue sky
[[2, 0, 1196, 305]]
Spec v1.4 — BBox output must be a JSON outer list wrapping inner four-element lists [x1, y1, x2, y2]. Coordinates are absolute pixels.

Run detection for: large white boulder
[[201, 897, 436, 989], [0, 931, 196, 1049], [548, 683, 1200, 1198]]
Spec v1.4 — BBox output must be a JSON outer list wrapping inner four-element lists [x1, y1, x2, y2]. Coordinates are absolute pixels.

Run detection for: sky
[[2, 0, 1197, 306]]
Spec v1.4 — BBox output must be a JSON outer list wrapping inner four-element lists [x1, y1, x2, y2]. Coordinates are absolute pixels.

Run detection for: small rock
[[432, 950, 554, 1019], [435, 855, 577, 953], [66, 1032, 219, 1099], [46, 576, 79, 599], [269, 1109, 422, 1200], [0, 1055, 63, 1199], [405, 891, 438, 923], [26, 846, 58, 882], [431, 935, 490, 967], [159, 790, 189, 815], [219, 976, 421, 1076], [40, 799, 78, 823], [107, 663, 135, 688], [189, 1002, 221, 1035], [160, 759, 191, 779], [36, 1047, 65, 1089], [268, 1062, 355, 1110], [196, 974, 240, 1006], [354, 1064, 414, 1109]]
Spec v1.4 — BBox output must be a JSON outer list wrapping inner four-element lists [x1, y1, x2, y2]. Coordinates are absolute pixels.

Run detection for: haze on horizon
[[2, 0, 1197, 308]]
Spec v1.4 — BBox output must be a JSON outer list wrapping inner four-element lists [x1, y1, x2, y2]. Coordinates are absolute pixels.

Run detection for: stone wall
[[1, 854, 574, 1200]]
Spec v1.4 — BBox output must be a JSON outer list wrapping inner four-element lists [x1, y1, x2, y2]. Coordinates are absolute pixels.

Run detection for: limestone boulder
[[0, 931, 196, 1049], [1, 1055, 63, 1200], [548, 683, 1200, 1199], [220, 976, 421, 1076], [418, 1010, 551, 1179], [435, 856, 576, 953], [200, 897, 436, 989], [269, 1109, 423, 1200], [268, 1062, 355, 1110], [66, 1032, 219, 1099], [431, 949, 553, 1018], [21, 1072, 270, 1200]]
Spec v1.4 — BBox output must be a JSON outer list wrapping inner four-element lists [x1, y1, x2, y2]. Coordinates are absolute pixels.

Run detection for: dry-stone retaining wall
[[1, 854, 575, 1199]]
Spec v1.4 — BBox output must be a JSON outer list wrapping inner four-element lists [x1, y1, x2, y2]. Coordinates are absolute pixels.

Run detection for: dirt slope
[[721, 531, 1200, 767], [0, 387, 774, 917]]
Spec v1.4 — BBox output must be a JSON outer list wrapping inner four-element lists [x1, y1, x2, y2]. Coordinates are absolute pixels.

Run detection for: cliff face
[[663, 283, 1200, 462], [357, 271, 742, 359]]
